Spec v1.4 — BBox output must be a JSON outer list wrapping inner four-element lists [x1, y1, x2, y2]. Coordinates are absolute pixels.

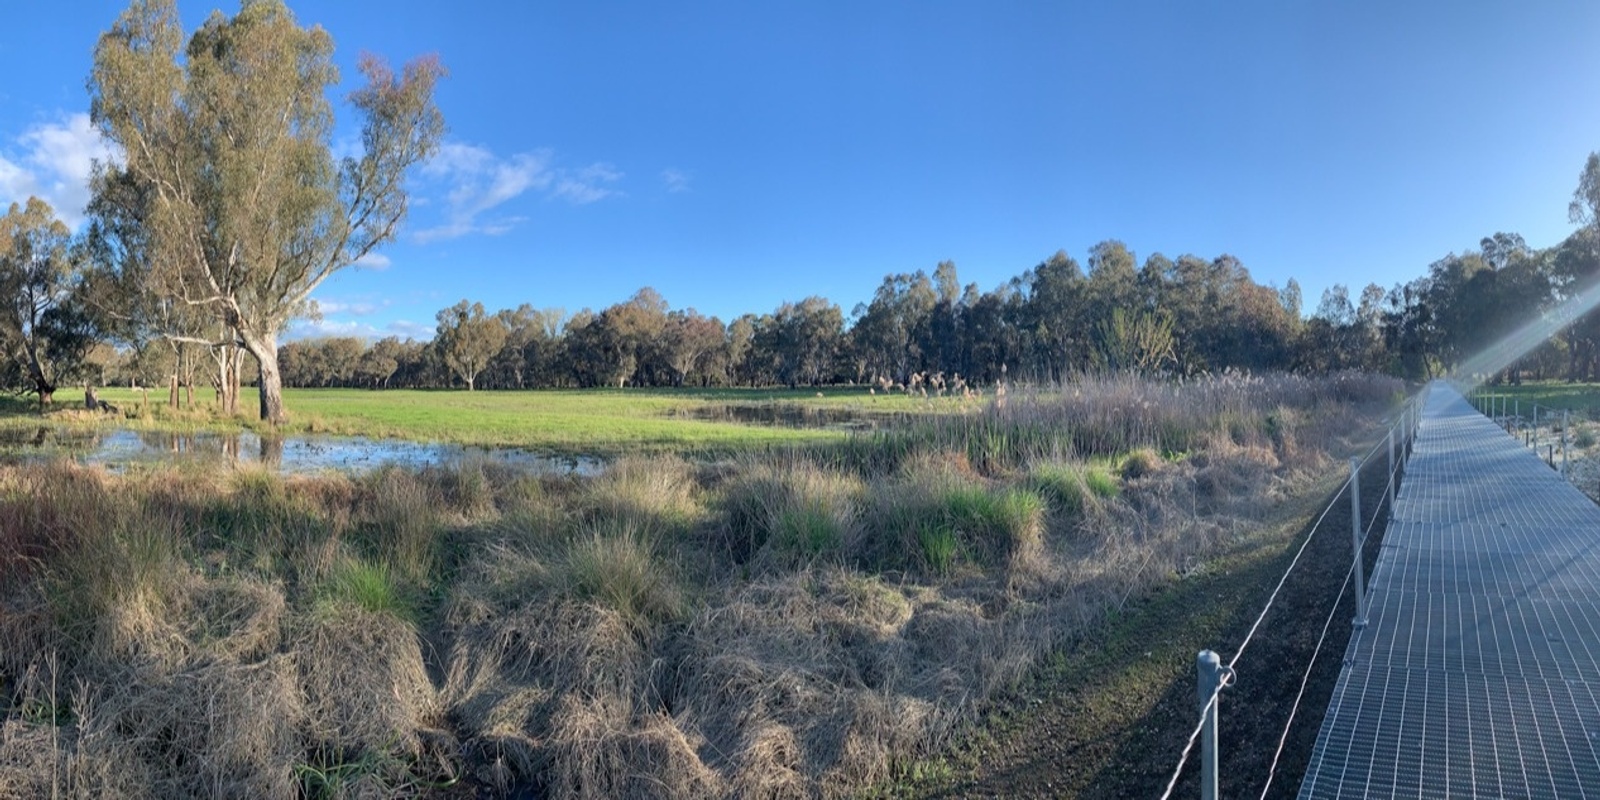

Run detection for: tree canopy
[[88, 0, 444, 421]]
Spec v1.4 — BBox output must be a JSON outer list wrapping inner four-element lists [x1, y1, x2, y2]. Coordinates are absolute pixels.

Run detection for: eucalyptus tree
[[1025, 251, 1087, 380], [436, 300, 506, 391], [0, 198, 98, 405], [774, 296, 843, 387], [659, 309, 725, 387], [1571, 153, 1600, 229], [357, 336, 403, 388], [89, 0, 445, 421]]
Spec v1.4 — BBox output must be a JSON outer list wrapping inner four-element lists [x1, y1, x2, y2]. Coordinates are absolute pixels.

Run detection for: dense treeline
[[8, 151, 1600, 398], [7, 226, 1598, 396], [267, 247, 1305, 391], [264, 209, 1600, 392]]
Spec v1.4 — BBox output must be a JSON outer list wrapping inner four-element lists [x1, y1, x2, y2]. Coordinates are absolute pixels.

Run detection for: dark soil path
[[906, 445, 1395, 799]]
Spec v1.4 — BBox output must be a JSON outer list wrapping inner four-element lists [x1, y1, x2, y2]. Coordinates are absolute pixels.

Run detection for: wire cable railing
[[1466, 386, 1581, 472], [1254, 461, 1394, 799], [1155, 385, 1425, 800]]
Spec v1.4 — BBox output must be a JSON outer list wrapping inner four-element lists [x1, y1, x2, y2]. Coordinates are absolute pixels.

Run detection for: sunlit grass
[[1470, 381, 1600, 417], [15, 385, 977, 454]]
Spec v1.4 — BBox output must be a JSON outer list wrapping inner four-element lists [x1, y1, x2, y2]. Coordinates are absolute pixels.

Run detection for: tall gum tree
[[89, 0, 444, 421], [0, 197, 97, 406]]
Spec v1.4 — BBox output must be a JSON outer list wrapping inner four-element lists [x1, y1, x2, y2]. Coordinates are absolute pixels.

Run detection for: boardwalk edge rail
[[1159, 385, 1428, 800]]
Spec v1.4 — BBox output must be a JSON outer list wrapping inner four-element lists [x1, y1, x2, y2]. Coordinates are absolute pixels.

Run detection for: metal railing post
[[1386, 429, 1395, 511], [1408, 398, 1416, 455], [1350, 457, 1368, 628], [1197, 650, 1223, 800], [1563, 410, 1570, 475]]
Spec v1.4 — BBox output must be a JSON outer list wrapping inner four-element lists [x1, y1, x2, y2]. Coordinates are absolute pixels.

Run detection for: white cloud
[[0, 113, 116, 229], [287, 318, 382, 340], [0, 157, 39, 204], [286, 315, 433, 342], [413, 141, 624, 243], [660, 168, 691, 193], [386, 320, 434, 341], [354, 252, 392, 270], [314, 300, 381, 316], [552, 162, 623, 205]]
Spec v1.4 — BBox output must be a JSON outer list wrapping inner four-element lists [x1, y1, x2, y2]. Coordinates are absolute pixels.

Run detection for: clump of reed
[[825, 370, 1398, 475], [718, 454, 866, 566]]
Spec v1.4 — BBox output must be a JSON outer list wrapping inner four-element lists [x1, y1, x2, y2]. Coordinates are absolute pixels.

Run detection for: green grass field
[[1464, 381, 1600, 418], [8, 385, 979, 454]]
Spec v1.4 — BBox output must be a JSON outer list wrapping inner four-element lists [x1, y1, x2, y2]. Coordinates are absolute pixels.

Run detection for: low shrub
[[1120, 447, 1162, 480], [360, 467, 442, 582], [563, 521, 685, 633], [1576, 426, 1597, 449], [774, 503, 844, 558], [717, 457, 862, 566], [863, 466, 1045, 574], [1084, 466, 1121, 499], [1029, 462, 1091, 515], [317, 556, 415, 624], [585, 456, 700, 535]]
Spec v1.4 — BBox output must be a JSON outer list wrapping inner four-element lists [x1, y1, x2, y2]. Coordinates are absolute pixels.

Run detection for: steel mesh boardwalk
[[1300, 383, 1600, 799]]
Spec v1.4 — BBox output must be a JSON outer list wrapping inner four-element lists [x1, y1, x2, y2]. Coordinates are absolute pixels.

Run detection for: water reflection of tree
[[258, 436, 283, 468]]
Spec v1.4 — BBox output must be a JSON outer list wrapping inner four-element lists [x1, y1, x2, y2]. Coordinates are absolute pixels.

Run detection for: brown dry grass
[[0, 372, 1400, 798]]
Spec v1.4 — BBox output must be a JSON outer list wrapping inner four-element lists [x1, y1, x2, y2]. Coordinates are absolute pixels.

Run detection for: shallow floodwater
[[0, 426, 604, 476], [673, 403, 891, 429]]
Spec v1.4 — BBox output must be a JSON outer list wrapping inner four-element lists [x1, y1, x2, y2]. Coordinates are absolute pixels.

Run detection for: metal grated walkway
[[1300, 382, 1600, 799]]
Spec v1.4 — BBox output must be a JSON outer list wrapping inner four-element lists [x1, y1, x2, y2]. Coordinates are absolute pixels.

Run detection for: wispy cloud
[[385, 320, 434, 341], [0, 113, 116, 229], [313, 298, 383, 316], [412, 141, 624, 243], [286, 316, 427, 342], [660, 168, 692, 193], [354, 252, 392, 270], [553, 163, 623, 204], [287, 318, 379, 340]]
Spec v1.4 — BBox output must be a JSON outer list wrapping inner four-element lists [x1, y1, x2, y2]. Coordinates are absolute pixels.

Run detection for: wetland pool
[[0, 427, 605, 476]]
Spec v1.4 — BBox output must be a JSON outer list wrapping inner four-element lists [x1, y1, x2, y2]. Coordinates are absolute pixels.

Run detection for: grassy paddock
[[5, 386, 982, 455], [1463, 380, 1600, 418], [0, 372, 1402, 798]]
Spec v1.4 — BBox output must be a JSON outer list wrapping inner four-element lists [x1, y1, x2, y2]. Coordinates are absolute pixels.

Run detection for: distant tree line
[[245, 170, 1600, 392], [254, 247, 1293, 391], [14, 146, 1600, 398], [9, 131, 1600, 400]]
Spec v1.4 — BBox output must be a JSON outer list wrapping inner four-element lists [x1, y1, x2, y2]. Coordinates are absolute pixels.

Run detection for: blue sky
[[3, 1, 1599, 341]]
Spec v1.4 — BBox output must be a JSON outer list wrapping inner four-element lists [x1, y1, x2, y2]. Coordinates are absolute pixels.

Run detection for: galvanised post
[[1387, 429, 1395, 511], [1563, 410, 1570, 475], [1350, 457, 1368, 628], [1197, 650, 1224, 800]]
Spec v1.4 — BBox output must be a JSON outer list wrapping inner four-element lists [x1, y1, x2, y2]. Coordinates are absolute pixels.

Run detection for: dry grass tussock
[[0, 373, 1400, 798]]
